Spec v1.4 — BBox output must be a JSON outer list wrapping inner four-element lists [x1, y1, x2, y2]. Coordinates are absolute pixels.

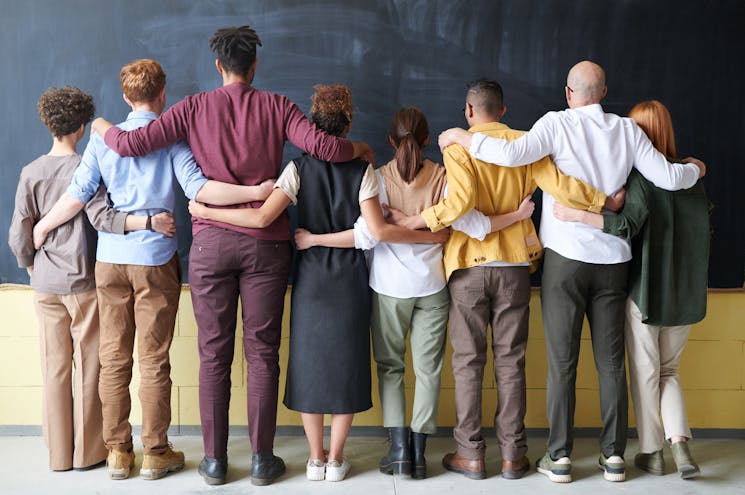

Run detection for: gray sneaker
[[598, 453, 626, 482], [536, 452, 571, 483], [671, 442, 700, 479], [634, 450, 665, 475]]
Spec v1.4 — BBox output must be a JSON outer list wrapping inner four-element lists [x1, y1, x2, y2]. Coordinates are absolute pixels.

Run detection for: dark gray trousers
[[541, 249, 629, 459]]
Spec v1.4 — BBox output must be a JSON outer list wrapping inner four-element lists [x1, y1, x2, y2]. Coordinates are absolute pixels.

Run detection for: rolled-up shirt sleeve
[[274, 161, 300, 205], [67, 136, 104, 203], [170, 142, 209, 200]]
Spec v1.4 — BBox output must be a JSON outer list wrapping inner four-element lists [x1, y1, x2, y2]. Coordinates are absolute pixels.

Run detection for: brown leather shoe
[[442, 452, 486, 480], [501, 455, 530, 479]]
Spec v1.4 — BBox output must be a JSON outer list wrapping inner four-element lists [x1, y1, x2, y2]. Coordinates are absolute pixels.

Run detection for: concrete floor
[[0, 434, 743, 494]]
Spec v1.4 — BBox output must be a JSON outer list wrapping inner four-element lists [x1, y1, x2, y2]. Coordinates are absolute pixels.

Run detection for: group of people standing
[[8, 23, 709, 487]]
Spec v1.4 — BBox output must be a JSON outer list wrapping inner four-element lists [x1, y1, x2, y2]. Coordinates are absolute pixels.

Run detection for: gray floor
[[0, 434, 743, 494]]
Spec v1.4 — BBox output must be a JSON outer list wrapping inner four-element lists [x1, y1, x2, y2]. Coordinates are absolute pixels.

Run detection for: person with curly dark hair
[[188, 84, 447, 483], [8, 86, 171, 473], [92, 26, 376, 487]]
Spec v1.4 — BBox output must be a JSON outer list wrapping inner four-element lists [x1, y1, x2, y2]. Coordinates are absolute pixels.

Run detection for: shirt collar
[[572, 103, 604, 115], [126, 110, 158, 121], [468, 121, 510, 133]]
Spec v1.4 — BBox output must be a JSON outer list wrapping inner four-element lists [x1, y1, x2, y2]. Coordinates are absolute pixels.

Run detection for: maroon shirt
[[104, 82, 355, 240]]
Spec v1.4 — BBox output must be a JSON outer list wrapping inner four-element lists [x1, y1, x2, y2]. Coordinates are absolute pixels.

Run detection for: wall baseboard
[[2, 425, 744, 439]]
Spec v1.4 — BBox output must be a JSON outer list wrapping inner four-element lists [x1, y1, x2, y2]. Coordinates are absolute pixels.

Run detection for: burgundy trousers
[[189, 227, 291, 458]]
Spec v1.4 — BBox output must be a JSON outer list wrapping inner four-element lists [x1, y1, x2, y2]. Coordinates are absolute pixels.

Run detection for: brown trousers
[[96, 255, 180, 455], [34, 289, 107, 470], [448, 266, 530, 461]]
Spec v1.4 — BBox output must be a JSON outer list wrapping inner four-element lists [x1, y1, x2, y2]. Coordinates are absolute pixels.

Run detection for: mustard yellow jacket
[[421, 122, 606, 280]]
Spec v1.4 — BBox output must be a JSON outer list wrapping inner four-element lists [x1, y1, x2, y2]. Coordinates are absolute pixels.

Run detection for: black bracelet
[[146, 215, 153, 231]]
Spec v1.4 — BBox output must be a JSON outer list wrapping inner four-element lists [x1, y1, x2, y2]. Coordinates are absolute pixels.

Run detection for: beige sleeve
[[274, 161, 300, 205], [358, 164, 379, 203]]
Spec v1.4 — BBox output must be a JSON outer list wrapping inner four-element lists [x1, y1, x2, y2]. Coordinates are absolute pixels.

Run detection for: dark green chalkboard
[[1, 0, 743, 287]]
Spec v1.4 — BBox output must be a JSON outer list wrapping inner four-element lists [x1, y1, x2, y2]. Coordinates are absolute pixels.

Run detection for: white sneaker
[[306, 459, 325, 481], [325, 459, 350, 482]]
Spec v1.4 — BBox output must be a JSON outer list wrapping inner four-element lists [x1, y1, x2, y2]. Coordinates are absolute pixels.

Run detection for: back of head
[[388, 107, 429, 183], [466, 79, 504, 120], [628, 100, 677, 159], [37, 86, 95, 138], [210, 26, 262, 76], [120, 59, 166, 104], [566, 61, 606, 105], [309, 84, 352, 138]]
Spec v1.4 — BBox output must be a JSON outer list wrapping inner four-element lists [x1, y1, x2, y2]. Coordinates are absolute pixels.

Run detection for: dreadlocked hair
[[310, 84, 352, 137], [209, 26, 262, 76], [388, 107, 429, 183]]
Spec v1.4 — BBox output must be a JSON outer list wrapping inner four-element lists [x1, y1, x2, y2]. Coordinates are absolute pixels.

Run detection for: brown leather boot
[[501, 455, 530, 479]]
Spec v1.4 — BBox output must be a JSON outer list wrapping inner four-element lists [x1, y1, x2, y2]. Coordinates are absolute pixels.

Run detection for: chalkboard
[[1, 0, 743, 287]]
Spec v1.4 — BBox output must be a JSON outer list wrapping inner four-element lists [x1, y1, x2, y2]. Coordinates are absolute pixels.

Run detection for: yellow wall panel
[[0, 286, 37, 337], [0, 338, 40, 387], [0, 387, 42, 424], [1, 286, 743, 431], [170, 336, 199, 386], [694, 292, 745, 341]]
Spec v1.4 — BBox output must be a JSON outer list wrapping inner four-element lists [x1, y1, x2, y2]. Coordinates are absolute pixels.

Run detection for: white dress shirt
[[469, 104, 700, 264]]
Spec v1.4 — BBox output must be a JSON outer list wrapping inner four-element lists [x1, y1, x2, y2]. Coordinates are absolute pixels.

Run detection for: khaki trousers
[[448, 266, 530, 461], [96, 255, 180, 455], [625, 299, 692, 453], [34, 289, 107, 471], [371, 288, 449, 434]]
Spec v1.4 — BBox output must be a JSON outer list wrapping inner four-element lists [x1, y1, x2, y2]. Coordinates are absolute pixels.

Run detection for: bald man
[[438, 61, 704, 484]]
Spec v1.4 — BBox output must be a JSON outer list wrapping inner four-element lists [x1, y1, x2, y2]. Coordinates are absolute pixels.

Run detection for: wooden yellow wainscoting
[[1, 285, 743, 429]]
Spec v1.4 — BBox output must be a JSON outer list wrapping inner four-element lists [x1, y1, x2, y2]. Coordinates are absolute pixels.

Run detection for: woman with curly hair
[[554, 100, 709, 479], [189, 84, 446, 482]]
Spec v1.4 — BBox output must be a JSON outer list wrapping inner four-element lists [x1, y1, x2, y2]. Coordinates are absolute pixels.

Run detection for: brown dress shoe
[[442, 452, 486, 480], [501, 456, 530, 479]]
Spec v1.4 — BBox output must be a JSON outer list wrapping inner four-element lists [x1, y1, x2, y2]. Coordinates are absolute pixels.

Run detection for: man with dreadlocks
[[94, 26, 374, 486]]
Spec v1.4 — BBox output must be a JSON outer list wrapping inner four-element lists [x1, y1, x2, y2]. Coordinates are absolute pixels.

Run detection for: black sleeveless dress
[[283, 154, 372, 414]]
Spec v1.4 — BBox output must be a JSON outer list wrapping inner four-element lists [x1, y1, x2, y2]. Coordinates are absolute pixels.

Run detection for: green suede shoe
[[634, 450, 665, 475], [671, 442, 700, 479]]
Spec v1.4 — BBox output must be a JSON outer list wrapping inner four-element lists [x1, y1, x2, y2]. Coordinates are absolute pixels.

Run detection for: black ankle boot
[[410, 432, 428, 479], [379, 427, 412, 475]]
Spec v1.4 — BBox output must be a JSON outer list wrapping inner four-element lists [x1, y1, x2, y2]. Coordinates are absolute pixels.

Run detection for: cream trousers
[[625, 299, 692, 453]]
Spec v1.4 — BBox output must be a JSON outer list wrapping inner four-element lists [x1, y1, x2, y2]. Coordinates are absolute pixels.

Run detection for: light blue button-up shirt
[[67, 111, 208, 266]]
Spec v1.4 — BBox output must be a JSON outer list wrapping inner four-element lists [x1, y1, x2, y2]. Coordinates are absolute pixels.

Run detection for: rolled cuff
[[110, 212, 127, 235], [421, 206, 444, 232]]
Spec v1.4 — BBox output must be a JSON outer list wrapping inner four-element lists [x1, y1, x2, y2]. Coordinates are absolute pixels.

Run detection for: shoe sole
[[680, 466, 701, 479], [108, 459, 134, 480], [536, 466, 572, 483], [141, 462, 184, 480], [307, 467, 325, 481], [442, 461, 486, 480], [251, 469, 286, 486], [379, 460, 412, 475], [635, 462, 665, 476], [325, 468, 350, 482], [411, 465, 426, 479], [598, 463, 626, 482], [198, 467, 226, 486], [502, 465, 530, 480]]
